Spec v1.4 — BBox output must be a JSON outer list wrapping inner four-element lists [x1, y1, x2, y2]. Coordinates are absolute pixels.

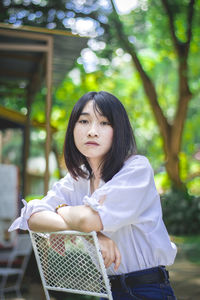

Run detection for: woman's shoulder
[[61, 171, 89, 184], [52, 171, 83, 188], [125, 154, 151, 169], [111, 155, 153, 180], [119, 155, 155, 185]]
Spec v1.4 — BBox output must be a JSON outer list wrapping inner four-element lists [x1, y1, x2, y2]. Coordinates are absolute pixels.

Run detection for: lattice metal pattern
[[30, 231, 112, 299]]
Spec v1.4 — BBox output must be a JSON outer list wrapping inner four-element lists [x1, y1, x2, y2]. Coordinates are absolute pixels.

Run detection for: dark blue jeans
[[102, 266, 176, 300]]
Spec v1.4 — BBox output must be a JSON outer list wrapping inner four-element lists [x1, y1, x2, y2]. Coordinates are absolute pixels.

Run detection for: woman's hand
[[97, 232, 121, 271]]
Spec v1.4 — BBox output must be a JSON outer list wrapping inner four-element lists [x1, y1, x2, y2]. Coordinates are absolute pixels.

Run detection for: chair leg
[[0, 291, 5, 300], [16, 287, 22, 298], [0, 276, 6, 300]]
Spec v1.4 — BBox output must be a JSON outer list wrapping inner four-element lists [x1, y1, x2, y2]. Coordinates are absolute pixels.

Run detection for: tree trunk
[[164, 129, 186, 190], [165, 153, 182, 188], [52, 141, 62, 179]]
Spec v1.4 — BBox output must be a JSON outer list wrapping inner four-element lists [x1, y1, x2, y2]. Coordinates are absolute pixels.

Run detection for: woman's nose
[[87, 124, 99, 137]]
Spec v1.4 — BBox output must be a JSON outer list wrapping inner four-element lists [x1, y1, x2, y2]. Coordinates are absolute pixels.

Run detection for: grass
[[172, 235, 200, 264]]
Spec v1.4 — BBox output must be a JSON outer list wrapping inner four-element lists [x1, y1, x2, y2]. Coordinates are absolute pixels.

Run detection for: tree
[[99, 0, 198, 190]]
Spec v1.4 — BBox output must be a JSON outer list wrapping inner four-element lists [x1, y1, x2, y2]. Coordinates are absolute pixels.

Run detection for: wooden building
[[0, 23, 88, 196]]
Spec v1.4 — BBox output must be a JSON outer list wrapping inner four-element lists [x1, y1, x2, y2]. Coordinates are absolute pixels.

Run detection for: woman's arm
[[57, 205, 103, 232], [28, 204, 103, 233], [28, 211, 70, 232]]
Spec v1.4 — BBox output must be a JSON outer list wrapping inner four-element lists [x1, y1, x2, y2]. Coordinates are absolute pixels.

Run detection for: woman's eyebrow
[[79, 111, 105, 118], [80, 112, 90, 116]]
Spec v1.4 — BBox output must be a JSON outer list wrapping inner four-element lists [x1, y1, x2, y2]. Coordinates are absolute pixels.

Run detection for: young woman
[[9, 91, 177, 299]]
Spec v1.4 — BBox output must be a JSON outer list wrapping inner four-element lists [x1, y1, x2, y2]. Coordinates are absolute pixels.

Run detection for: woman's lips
[[85, 142, 99, 146]]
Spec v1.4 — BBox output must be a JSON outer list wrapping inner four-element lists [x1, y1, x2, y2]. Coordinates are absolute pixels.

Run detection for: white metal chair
[[30, 230, 113, 300], [0, 233, 32, 300]]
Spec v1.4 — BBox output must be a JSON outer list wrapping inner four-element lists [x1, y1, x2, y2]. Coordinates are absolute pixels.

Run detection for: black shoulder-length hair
[[64, 91, 137, 182]]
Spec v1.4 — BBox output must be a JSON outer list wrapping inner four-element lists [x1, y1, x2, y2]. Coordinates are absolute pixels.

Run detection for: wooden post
[[22, 91, 33, 198], [0, 131, 2, 163], [44, 36, 53, 194]]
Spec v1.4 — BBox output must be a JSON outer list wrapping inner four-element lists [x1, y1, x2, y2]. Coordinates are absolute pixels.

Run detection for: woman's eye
[[79, 119, 88, 124], [100, 121, 110, 126]]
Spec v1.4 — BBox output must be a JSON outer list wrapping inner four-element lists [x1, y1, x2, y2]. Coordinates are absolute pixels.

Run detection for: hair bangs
[[92, 93, 114, 126]]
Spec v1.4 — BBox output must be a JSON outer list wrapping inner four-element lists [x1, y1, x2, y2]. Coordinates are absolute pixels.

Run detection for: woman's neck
[[88, 158, 102, 179], [90, 175, 100, 194], [88, 159, 102, 194]]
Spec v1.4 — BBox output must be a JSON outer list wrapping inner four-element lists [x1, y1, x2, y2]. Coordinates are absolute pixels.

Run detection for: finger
[[104, 253, 112, 268], [114, 247, 121, 271], [101, 249, 109, 267], [103, 250, 115, 269]]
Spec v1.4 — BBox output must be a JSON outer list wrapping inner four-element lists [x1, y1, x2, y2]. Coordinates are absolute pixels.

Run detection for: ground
[[169, 249, 200, 300]]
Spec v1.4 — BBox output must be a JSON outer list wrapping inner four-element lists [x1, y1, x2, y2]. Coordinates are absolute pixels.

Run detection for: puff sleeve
[[83, 155, 160, 232], [9, 172, 75, 231]]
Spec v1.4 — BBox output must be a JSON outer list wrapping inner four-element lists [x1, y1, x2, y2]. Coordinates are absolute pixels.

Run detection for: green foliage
[[161, 189, 200, 235], [1, 129, 23, 167], [173, 235, 200, 265], [154, 171, 171, 194], [187, 177, 200, 197], [182, 94, 200, 156], [179, 153, 200, 196], [25, 194, 43, 202]]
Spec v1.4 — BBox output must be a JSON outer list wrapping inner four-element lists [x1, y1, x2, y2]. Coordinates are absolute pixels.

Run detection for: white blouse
[[9, 155, 177, 275]]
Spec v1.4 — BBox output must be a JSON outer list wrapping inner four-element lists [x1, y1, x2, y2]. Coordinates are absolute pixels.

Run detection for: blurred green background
[[0, 0, 200, 298]]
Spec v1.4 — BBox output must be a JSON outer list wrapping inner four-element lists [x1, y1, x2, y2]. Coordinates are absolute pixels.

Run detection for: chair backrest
[[7, 233, 32, 269], [30, 230, 113, 300]]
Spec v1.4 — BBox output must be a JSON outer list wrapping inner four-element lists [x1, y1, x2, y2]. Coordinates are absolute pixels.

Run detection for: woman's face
[[73, 100, 113, 167]]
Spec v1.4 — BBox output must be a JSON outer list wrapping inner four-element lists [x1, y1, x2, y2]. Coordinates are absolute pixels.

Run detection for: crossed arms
[[28, 205, 121, 270]]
